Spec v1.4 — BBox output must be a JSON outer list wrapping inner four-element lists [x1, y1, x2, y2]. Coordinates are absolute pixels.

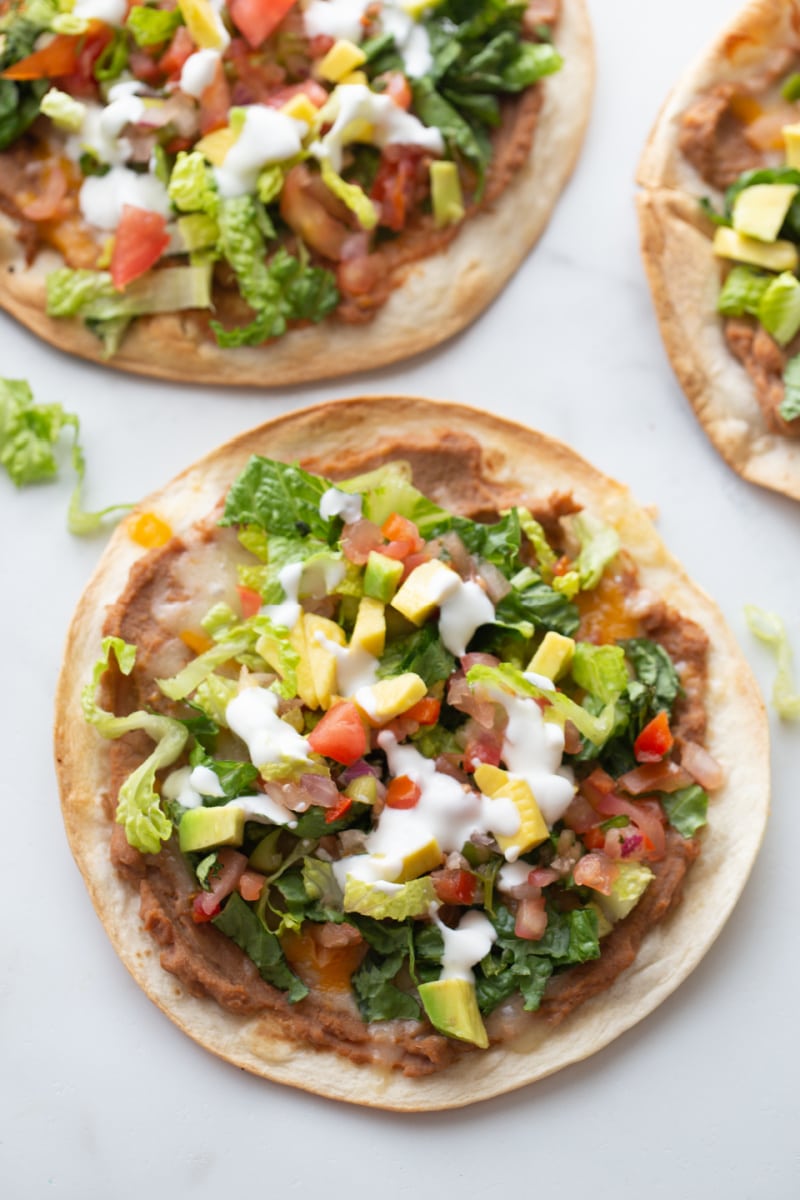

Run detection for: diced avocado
[[318, 38, 367, 82], [195, 126, 237, 166], [364, 551, 404, 603], [305, 613, 345, 710], [587, 900, 614, 938], [528, 631, 575, 681], [344, 774, 378, 805], [713, 225, 799, 272], [732, 182, 799, 242], [596, 861, 654, 924], [757, 270, 800, 345], [289, 618, 318, 709], [355, 672, 427, 722], [783, 122, 800, 169], [418, 978, 489, 1049], [396, 836, 442, 882], [474, 765, 549, 857], [391, 560, 457, 625], [430, 161, 465, 228], [179, 805, 245, 853], [351, 595, 386, 657]]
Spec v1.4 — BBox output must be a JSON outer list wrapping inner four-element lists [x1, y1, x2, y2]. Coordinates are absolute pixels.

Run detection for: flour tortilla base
[[637, 0, 800, 501], [0, 2, 592, 386], [54, 396, 769, 1110]]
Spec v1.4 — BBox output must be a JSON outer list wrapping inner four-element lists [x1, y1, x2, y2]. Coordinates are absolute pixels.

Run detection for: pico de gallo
[[85, 455, 722, 1050], [0, 0, 564, 355]]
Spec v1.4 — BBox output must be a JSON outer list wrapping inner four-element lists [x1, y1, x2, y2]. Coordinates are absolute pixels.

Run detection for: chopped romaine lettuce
[[343, 875, 437, 919], [744, 605, 800, 719]]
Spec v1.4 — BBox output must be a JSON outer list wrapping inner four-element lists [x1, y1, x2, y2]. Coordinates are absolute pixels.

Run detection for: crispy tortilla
[[637, 0, 800, 501], [54, 396, 769, 1110], [0, 2, 592, 386]]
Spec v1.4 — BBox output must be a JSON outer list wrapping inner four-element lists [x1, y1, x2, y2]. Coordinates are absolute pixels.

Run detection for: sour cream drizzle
[[310, 83, 443, 172], [303, 0, 434, 77], [262, 561, 305, 630], [226, 687, 312, 768], [72, 0, 126, 22], [79, 165, 171, 230], [435, 910, 497, 982], [180, 49, 222, 99], [484, 683, 576, 827], [214, 106, 308, 198], [319, 487, 363, 524]]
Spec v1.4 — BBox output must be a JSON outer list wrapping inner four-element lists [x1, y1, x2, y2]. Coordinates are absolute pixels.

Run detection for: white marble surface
[[1, 1, 798, 1195]]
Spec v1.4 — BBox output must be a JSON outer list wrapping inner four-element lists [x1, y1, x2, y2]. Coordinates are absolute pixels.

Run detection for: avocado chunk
[[430, 161, 465, 228], [732, 182, 798, 242], [474, 764, 549, 857], [179, 804, 245, 853], [364, 551, 404, 603], [528, 631, 575, 681], [713, 226, 799, 272], [418, 978, 489, 1048], [597, 861, 654, 924]]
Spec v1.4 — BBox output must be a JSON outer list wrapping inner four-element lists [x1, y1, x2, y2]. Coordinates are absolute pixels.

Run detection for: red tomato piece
[[158, 25, 196, 79], [381, 512, 424, 550], [324, 794, 353, 825], [404, 697, 441, 726], [307, 702, 367, 767], [238, 869, 266, 901], [229, 0, 298, 48], [236, 585, 263, 618], [633, 711, 675, 764], [110, 206, 170, 289], [192, 894, 219, 923], [431, 868, 476, 906], [580, 826, 607, 851], [2, 33, 81, 79], [383, 71, 412, 110], [199, 55, 232, 134], [385, 775, 421, 809]]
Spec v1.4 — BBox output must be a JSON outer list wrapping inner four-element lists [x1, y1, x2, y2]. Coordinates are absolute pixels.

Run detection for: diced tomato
[[307, 34, 334, 60], [382, 539, 418, 562], [127, 47, 166, 86], [404, 697, 441, 726], [385, 775, 421, 809], [515, 895, 548, 941], [192, 893, 219, 922], [192, 849, 248, 921], [633, 711, 674, 764], [264, 78, 328, 109], [2, 33, 82, 80], [382, 71, 412, 111], [236, 585, 263, 618], [110, 206, 170, 289], [580, 826, 607, 851], [238, 869, 266, 901], [463, 732, 502, 773], [307, 702, 367, 766], [580, 769, 667, 861], [371, 148, 427, 232], [199, 56, 232, 134], [158, 25, 196, 79], [381, 512, 424, 549], [573, 851, 620, 896], [431, 868, 476, 906], [324, 794, 353, 825], [229, 0, 298, 47]]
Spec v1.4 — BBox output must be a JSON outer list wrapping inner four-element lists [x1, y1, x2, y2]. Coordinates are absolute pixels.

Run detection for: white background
[[2, 0, 798, 1195]]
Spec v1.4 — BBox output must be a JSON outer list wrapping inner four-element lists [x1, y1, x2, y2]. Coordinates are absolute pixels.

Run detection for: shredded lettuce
[[82, 638, 188, 853], [343, 875, 437, 919], [221, 456, 335, 539], [571, 512, 621, 589], [757, 271, 800, 346], [571, 643, 629, 704], [780, 354, 800, 423], [156, 637, 251, 701], [167, 150, 220, 216], [0, 377, 130, 534], [467, 661, 618, 746], [717, 264, 771, 318], [516, 507, 557, 577], [126, 4, 182, 46], [744, 605, 800, 719], [213, 893, 308, 1001], [320, 158, 378, 230]]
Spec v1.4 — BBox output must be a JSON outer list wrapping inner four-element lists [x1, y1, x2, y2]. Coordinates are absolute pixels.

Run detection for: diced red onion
[[341, 518, 383, 564], [300, 773, 341, 808], [617, 761, 693, 795], [528, 867, 559, 888], [339, 759, 379, 785], [679, 741, 725, 790], [478, 560, 511, 603]]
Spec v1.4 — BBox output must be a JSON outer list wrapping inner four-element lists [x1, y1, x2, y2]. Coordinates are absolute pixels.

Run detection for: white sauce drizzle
[[303, 0, 433, 77], [262, 561, 305, 630], [316, 632, 380, 695], [229, 793, 298, 827], [438, 578, 495, 657], [497, 861, 533, 893], [435, 910, 497, 982], [484, 685, 575, 827], [303, 0, 372, 42], [72, 0, 127, 22], [226, 687, 312, 768], [180, 49, 222, 99], [310, 83, 443, 173], [379, 5, 433, 77], [214, 106, 308, 198], [319, 487, 363, 524], [79, 165, 171, 230]]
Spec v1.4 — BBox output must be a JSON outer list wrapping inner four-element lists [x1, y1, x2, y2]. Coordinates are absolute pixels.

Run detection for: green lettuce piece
[[377, 624, 455, 688], [257, 163, 285, 204], [192, 674, 239, 725], [717, 264, 771, 318], [780, 354, 800, 423], [302, 857, 344, 912], [744, 605, 800, 719], [177, 212, 219, 252], [782, 72, 800, 101], [201, 602, 237, 637], [213, 893, 308, 1002], [168, 150, 220, 215], [758, 271, 800, 346], [338, 460, 448, 534], [82, 638, 188, 853], [516, 507, 557, 577], [320, 158, 378, 229], [221, 456, 335, 539], [571, 643, 629, 704], [40, 86, 85, 131], [494, 566, 580, 637], [92, 27, 128, 81], [0, 13, 48, 150], [571, 512, 620, 589], [723, 167, 800, 239], [156, 637, 251, 701], [343, 875, 437, 919], [622, 638, 681, 712], [352, 948, 421, 1021], [46, 265, 213, 321], [0, 377, 130, 533], [661, 785, 708, 838], [467, 660, 617, 746], [126, 4, 182, 46], [187, 745, 260, 802]]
